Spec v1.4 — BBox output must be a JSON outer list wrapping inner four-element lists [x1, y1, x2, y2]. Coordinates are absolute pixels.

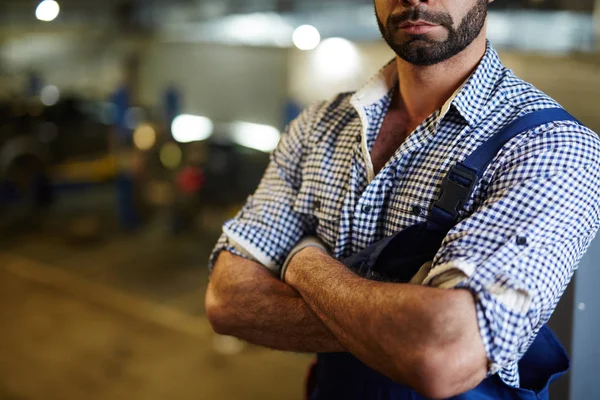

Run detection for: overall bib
[[309, 109, 579, 400]]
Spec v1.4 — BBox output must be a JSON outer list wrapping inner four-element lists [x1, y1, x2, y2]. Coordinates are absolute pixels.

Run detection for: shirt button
[[516, 236, 528, 246], [313, 200, 321, 211], [412, 205, 423, 216], [362, 204, 372, 213], [356, 134, 362, 143]]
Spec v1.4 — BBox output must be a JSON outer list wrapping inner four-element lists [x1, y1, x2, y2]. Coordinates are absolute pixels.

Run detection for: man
[[206, 0, 600, 398]]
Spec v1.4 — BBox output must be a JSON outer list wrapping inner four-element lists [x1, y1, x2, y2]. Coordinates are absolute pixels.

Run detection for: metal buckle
[[434, 163, 478, 220]]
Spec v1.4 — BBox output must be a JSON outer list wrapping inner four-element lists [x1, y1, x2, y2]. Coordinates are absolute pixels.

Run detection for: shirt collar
[[451, 41, 505, 126], [350, 58, 397, 108], [350, 41, 505, 127]]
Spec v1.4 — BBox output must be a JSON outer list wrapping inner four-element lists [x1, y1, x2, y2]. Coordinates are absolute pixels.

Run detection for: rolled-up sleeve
[[208, 103, 324, 273], [424, 123, 600, 383]]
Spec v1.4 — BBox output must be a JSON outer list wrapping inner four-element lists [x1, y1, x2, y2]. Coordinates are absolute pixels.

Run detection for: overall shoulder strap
[[429, 108, 581, 230]]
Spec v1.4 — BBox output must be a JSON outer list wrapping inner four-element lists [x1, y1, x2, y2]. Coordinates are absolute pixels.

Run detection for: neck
[[395, 30, 487, 124]]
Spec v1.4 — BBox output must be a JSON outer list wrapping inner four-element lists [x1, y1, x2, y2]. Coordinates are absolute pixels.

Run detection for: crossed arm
[[206, 248, 487, 399], [206, 111, 600, 398], [206, 250, 345, 353]]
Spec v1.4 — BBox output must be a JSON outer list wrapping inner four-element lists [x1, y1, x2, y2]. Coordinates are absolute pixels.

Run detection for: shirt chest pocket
[[293, 175, 348, 250], [292, 143, 353, 249], [294, 153, 350, 249]]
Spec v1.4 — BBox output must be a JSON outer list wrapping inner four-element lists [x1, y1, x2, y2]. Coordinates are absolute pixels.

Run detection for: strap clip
[[433, 163, 478, 221]]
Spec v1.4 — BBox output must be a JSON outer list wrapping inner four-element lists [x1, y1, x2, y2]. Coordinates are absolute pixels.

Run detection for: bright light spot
[[230, 122, 280, 153], [160, 143, 183, 170], [314, 38, 361, 81], [219, 13, 294, 47], [133, 123, 156, 151], [293, 25, 321, 51], [40, 85, 60, 106], [125, 107, 146, 130], [36, 0, 60, 22], [172, 114, 214, 143]]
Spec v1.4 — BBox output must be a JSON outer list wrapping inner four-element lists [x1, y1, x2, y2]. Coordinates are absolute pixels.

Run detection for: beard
[[377, 0, 488, 66]]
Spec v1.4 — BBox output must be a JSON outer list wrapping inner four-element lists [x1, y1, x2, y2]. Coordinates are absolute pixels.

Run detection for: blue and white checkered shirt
[[210, 43, 600, 387]]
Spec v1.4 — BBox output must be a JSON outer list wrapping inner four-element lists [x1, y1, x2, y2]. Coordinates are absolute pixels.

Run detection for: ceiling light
[[36, 1, 60, 22]]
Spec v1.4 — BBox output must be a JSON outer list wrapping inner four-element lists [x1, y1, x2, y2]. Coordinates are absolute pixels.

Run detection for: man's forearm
[[206, 251, 345, 352], [286, 247, 487, 398]]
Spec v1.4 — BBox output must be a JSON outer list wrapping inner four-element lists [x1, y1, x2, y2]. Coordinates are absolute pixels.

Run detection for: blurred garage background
[[0, 0, 599, 399]]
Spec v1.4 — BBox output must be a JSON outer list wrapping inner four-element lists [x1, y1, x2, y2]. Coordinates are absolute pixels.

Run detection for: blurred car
[[132, 120, 273, 235], [0, 96, 117, 212]]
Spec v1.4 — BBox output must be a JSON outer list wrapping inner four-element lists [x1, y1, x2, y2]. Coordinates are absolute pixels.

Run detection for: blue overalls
[[309, 109, 579, 400]]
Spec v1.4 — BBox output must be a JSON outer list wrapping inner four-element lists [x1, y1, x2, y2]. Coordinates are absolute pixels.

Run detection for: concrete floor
[[0, 190, 312, 400]]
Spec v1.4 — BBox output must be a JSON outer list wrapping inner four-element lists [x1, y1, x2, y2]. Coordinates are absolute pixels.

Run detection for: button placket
[[355, 176, 390, 223]]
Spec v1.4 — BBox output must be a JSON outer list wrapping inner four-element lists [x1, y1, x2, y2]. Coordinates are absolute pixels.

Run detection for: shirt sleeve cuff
[[280, 236, 329, 282], [222, 226, 279, 274], [424, 258, 536, 377], [422, 259, 475, 288], [208, 232, 259, 273]]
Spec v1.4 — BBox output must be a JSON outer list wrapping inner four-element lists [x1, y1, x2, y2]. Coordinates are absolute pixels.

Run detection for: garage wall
[[500, 51, 600, 132], [288, 42, 394, 107], [288, 40, 600, 133], [0, 30, 125, 99], [138, 42, 289, 128], [2, 31, 599, 133]]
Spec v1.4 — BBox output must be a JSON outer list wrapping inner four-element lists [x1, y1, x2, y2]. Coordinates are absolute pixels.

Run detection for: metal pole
[[594, 0, 600, 50]]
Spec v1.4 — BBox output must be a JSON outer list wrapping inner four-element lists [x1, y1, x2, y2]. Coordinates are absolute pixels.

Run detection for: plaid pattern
[[209, 43, 600, 387]]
